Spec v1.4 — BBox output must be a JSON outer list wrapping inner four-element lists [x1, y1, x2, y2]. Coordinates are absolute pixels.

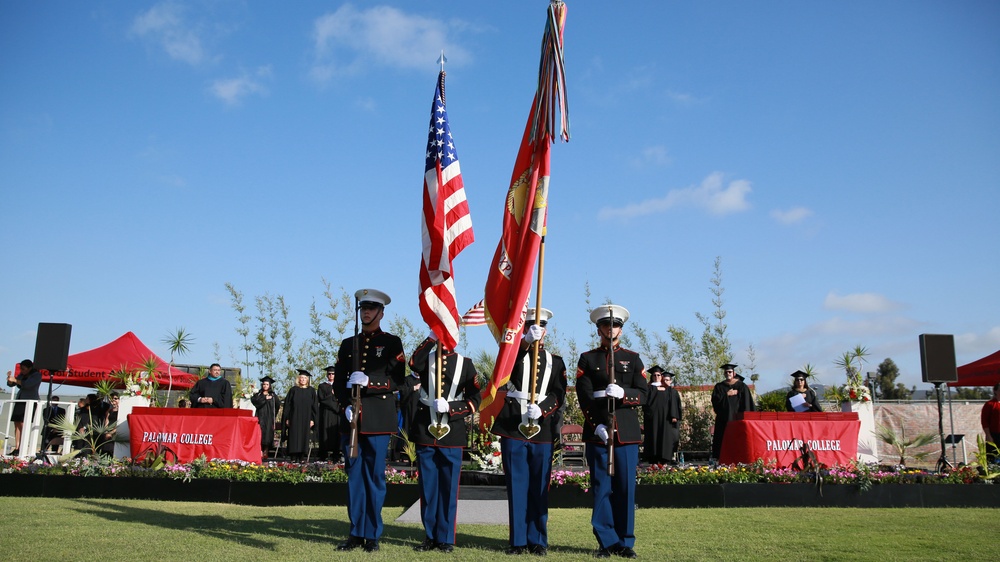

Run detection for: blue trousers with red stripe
[[416, 444, 463, 545], [500, 437, 554, 548], [585, 442, 638, 550], [342, 433, 390, 540]]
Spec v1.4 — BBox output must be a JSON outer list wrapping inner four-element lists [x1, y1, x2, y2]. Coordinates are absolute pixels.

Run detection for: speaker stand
[[34, 370, 57, 465], [933, 382, 952, 474]]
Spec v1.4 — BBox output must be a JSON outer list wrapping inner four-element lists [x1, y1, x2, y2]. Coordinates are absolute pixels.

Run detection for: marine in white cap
[[491, 306, 567, 555], [575, 303, 647, 559], [334, 288, 406, 553]]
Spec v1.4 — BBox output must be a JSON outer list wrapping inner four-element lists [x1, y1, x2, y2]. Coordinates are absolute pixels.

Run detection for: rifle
[[607, 305, 616, 477], [348, 298, 361, 459]]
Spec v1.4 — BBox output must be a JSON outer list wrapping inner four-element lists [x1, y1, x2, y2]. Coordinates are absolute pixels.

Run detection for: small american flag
[[419, 70, 474, 349], [461, 299, 486, 326]]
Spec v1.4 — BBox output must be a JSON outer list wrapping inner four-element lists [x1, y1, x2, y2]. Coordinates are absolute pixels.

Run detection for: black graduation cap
[[720, 363, 738, 371], [663, 371, 677, 379], [648, 365, 665, 375], [295, 369, 312, 378], [323, 365, 336, 372], [790, 370, 809, 381], [259, 376, 275, 384]]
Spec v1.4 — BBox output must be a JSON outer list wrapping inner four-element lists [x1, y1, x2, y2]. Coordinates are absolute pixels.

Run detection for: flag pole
[[519, 235, 546, 439]]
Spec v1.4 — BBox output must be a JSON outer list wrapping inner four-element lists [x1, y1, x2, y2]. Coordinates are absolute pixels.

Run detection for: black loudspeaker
[[33, 323, 72, 372], [919, 333, 957, 383]]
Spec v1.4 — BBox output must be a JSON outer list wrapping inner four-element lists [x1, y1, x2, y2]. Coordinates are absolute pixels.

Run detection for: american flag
[[461, 299, 486, 326], [419, 70, 474, 350]]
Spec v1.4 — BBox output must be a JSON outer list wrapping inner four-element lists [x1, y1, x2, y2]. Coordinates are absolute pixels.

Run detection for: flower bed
[[0, 457, 417, 485], [2, 456, 997, 508], [1, 456, 994, 488]]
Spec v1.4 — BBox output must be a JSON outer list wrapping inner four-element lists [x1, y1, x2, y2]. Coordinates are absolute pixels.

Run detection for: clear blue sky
[[2, 1, 998, 396]]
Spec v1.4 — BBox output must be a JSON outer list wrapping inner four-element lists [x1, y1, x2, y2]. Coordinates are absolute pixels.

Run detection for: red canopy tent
[[32, 331, 199, 390], [948, 349, 1000, 388]]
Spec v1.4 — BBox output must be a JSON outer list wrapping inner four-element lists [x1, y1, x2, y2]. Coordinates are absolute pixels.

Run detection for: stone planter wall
[[0, 475, 994, 508]]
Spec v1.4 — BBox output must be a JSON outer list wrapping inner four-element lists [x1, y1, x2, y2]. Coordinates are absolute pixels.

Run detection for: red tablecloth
[[128, 407, 262, 464], [718, 412, 860, 467]]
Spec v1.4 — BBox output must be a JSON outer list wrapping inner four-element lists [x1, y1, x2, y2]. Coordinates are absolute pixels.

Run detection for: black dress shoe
[[437, 543, 454, 553], [594, 548, 612, 559], [616, 546, 637, 559], [364, 539, 380, 552], [505, 545, 526, 555], [528, 544, 548, 556], [415, 538, 437, 552], [337, 536, 363, 551]]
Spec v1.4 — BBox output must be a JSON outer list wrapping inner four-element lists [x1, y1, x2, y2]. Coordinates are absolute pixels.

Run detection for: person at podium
[[190, 364, 233, 409], [785, 370, 823, 413], [710, 363, 755, 461]]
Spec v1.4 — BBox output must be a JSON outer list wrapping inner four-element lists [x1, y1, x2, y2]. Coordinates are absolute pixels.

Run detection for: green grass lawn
[[2, 498, 997, 561]]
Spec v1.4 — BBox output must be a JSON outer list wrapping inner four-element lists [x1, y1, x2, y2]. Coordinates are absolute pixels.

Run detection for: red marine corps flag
[[481, 2, 570, 414], [419, 66, 474, 349]]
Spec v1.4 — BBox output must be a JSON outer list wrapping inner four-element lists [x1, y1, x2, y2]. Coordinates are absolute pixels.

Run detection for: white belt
[[592, 390, 607, 398], [507, 390, 529, 400]]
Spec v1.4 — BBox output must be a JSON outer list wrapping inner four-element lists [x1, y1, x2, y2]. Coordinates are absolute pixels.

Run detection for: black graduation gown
[[710, 378, 755, 459], [643, 385, 682, 463], [316, 381, 341, 455], [189, 377, 233, 409], [785, 388, 823, 412], [73, 407, 93, 454], [95, 408, 119, 457], [251, 390, 279, 450], [282, 386, 317, 456]]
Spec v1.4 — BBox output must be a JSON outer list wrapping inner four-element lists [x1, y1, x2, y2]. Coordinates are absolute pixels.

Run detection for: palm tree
[[162, 328, 194, 404], [875, 424, 937, 467]]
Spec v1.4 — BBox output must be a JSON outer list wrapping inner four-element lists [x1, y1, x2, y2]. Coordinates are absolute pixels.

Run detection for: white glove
[[524, 324, 544, 343], [605, 383, 624, 399], [348, 371, 369, 387], [526, 403, 542, 420], [595, 424, 609, 444], [428, 331, 438, 341], [650, 381, 661, 387], [345, 406, 354, 423], [434, 397, 450, 413]]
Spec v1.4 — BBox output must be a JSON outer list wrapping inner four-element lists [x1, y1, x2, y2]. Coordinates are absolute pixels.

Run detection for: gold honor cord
[[428, 340, 451, 440]]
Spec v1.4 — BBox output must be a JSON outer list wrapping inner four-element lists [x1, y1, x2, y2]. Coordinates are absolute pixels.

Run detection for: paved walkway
[[395, 485, 509, 525]]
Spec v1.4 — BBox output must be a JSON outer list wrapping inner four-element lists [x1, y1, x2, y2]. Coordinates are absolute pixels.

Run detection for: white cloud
[[665, 90, 702, 105], [629, 145, 671, 167], [598, 172, 751, 221], [770, 206, 813, 225], [954, 326, 1000, 357], [130, 2, 207, 66], [210, 66, 272, 106], [355, 97, 377, 112], [310, 4, 471, 82], [824, 291, 902, 314]]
